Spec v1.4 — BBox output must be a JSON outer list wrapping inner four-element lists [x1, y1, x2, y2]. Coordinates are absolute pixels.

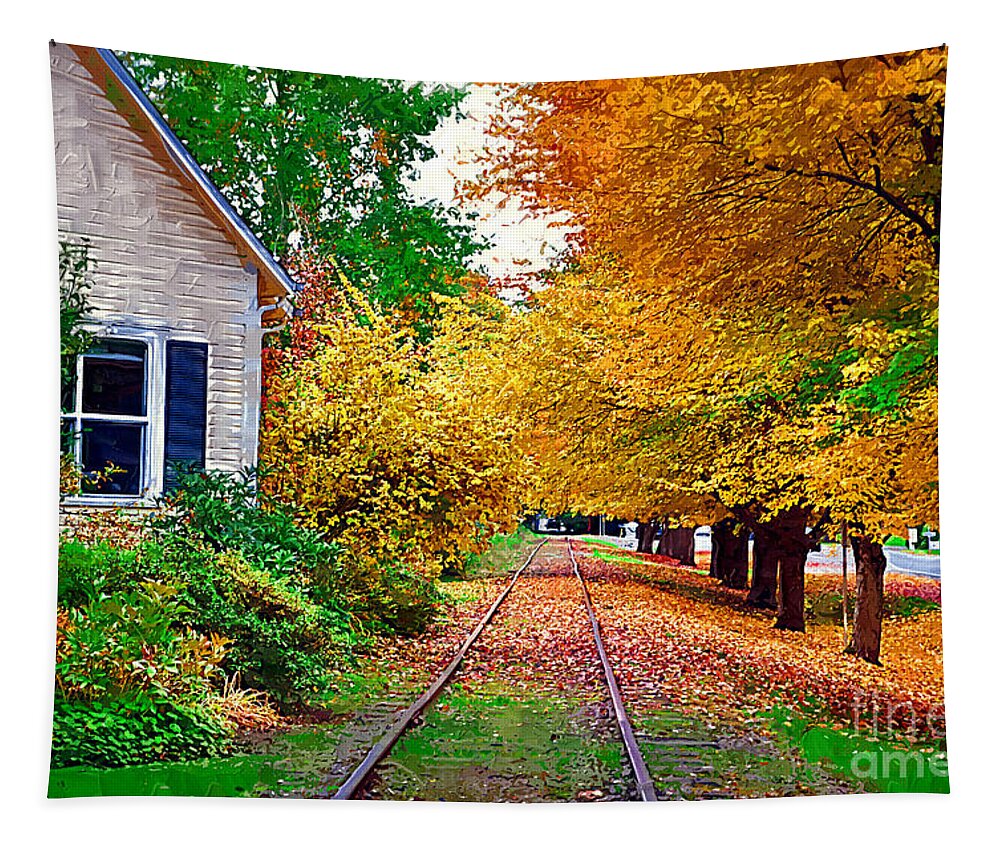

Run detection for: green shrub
[[51, 695, 229, 769], [53, 542, 237, 769], [155, 467, 443, 637], [152, 544, 353, 702], [154, 467, 342, 591], [886, 595, 941, 618], [342, 556, 440, 635], [57, 539, 143, 606], [56, 581, 228, 706], [55, 467, 442, 728]]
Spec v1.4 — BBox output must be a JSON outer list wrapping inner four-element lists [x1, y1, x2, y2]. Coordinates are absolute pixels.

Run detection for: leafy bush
[[57, 539, 143, 607], [55, 582, 228, 705], [259, 293, 524, 580], [886, 595, 941, 619], [154, 467, 342, 590], [341, 556, 440, 635], [53, 464, 446, 773], [137, 469, 364, 701], [51, 695, 229, 769], [154, 467, 444, 640], [149, 544, 352, 702], [53, 574, 236, 770]]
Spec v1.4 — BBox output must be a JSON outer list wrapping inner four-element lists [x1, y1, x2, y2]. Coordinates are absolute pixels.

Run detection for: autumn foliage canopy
[[258, 49, 943, 661], [467, 49, 943, 541]]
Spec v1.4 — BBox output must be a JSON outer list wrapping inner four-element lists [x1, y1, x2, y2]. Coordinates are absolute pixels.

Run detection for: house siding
[[51, 43, 263, 500]]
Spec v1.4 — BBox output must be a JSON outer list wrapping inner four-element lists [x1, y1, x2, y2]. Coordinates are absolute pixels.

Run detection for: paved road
[[804, 544, 940, 579], [881, 546, 941, 579]]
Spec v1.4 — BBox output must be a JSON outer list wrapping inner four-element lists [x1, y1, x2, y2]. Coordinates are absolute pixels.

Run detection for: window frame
[[60, 327, 211, 507]]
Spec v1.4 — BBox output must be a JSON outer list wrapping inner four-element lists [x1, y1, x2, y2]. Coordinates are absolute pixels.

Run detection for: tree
[[468, 48, 943, 644], [121, 51, 484, 337], [259, 265, 525, 578]]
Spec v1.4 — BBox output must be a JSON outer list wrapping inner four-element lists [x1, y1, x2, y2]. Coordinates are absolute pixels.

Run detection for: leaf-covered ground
[[343, 540, 881, 800], [238, 535, 945, 799], [573, 541, 946, 795], [576, 543, 945, 735], [360, 544, 630, 801]]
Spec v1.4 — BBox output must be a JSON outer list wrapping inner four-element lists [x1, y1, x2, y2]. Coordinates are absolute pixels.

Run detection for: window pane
[[81, 342, 146, 416], [80, 421, 143, 495]]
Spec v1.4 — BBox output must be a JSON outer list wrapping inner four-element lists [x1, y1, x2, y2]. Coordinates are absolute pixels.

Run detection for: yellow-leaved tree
[[261, 268, 526, 587], [468, 48, 944, 662]]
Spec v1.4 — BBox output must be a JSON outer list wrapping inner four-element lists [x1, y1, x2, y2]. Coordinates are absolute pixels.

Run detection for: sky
[[404, 82, 577, 288]]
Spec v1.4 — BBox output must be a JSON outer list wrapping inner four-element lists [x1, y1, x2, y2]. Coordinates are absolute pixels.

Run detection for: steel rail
[[567, 539, 658, 802], [328, 538, 548, 799]]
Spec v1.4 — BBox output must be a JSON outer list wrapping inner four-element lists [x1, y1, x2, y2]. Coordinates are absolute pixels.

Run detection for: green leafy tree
[[120, 51, 484, 336]]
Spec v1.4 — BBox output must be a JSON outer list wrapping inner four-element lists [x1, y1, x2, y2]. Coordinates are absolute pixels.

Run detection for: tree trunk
[[678, 527, 695, 566], [713, 520, 750, 589], [769, 508, 811, 631], [665, 527, 695, 565], [709, 527, 723, 579], [662, 527, 676, 558], [655, 523, 670, 556], [636, 522, 655, 554], [847, 534, 887, 664], [774, 546, 808, 631], [747, 534, 778, 609]]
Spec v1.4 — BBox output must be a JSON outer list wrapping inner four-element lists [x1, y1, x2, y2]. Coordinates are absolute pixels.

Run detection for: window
[[61, 339, 148, 496]]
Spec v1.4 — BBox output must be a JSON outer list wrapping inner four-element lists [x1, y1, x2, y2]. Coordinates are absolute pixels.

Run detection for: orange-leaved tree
[[468, 48, 944, 658]]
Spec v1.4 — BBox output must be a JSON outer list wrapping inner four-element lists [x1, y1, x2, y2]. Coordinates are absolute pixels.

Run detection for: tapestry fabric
[[50, 40, 946, 800]]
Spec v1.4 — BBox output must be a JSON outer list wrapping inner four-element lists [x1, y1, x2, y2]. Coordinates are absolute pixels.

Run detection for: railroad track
[[325, 536, 658, 802], [566, 540, 657, 801]]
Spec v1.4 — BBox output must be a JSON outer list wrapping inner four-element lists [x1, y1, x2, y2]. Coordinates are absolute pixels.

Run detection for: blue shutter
[[163, 341, 208, 492]]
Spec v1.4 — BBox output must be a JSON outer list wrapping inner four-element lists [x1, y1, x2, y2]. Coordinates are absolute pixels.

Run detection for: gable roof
[[64, 43, 297, 310]]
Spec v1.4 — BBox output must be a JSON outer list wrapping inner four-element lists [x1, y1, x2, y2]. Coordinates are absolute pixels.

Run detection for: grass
[[764, 705, 948, 794], [49, 753, 286, 798], [368, 685, 628, 801], [461, 526, 544, 579], [884, 534, 940, 554], [578, 535, 629, 548], [588, 547, 650, 566], [634, 708, 855, 799], [806, 590, 940, 625], [48, 722, 351, 798]]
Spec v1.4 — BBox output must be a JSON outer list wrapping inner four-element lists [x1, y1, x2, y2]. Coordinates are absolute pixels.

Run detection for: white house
[[51, 42, 295, 507]]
